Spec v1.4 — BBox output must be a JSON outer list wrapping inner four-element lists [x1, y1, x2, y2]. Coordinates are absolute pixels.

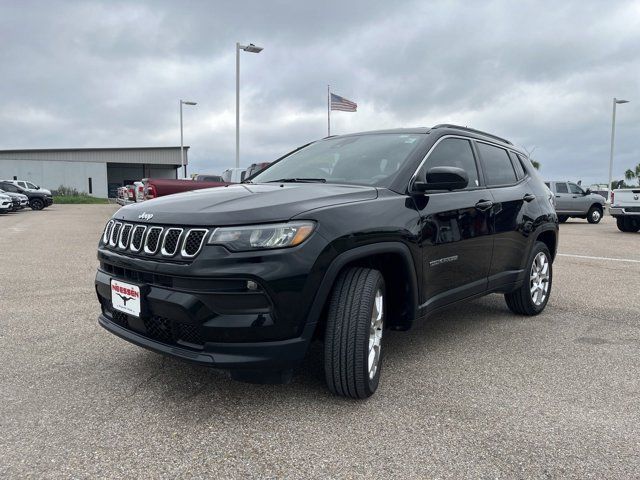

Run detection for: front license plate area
[[111, 279, 141, 317]]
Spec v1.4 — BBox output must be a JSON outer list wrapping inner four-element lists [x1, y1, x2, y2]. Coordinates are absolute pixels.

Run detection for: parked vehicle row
[[115, 163, 272, 205], [0, 180, 53, 211]]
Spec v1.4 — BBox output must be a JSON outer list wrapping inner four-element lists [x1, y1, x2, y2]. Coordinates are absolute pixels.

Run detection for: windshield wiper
[[266, 178, 327, 183]]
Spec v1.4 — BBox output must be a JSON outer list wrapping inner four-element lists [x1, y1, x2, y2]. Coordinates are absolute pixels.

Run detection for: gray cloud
[[1, 0, 639, 185]]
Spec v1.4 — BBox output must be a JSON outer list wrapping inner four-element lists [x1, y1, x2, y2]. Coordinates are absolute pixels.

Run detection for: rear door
[[416, 137, 493, 311], [554, 182, 574, 213], [475, 142, 539, 286]]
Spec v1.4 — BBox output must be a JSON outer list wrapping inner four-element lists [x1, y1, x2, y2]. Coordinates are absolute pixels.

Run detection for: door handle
[[555, 195, 560, 198], [475, 200, 494, 211], [523, 193, 536, 202]]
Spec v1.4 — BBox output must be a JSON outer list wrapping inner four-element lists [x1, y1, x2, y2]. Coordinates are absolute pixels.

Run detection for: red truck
[[142, 178, 228, 201]]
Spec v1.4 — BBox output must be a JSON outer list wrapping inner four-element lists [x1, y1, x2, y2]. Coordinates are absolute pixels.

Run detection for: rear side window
[[423, 138, 479, 188], [556, 183, 569, 193], [476, 142, 517, 186], [509, 152, 525, 179]]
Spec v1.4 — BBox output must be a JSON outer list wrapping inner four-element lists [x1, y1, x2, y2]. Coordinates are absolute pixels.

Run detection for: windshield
[[26, 182, 38, 189], [251, 133, 423, 187]]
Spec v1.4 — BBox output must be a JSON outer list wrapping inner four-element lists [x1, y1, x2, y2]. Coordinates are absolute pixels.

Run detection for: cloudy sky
[[1, 0, 639, 186]]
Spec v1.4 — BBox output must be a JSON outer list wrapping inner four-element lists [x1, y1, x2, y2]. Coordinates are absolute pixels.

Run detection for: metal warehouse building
[[0, 146, 187, 198]]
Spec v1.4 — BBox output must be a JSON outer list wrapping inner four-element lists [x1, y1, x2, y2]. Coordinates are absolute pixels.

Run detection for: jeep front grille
[[101, 221, 209, 260]]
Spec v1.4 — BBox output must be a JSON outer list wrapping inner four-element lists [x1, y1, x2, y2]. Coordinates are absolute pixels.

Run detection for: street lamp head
[[181, 100, 197, 106], [615, 98, 630, 104], [241, 43, 263, 53]]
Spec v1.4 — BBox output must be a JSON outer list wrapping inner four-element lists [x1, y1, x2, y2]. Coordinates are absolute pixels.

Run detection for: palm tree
[[530, 160, 541, 170], [625, 169, 635, 183], [636, 163, 640, 179]]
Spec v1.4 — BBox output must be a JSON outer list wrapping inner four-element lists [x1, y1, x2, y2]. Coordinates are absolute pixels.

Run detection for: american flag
[[330, 93, 357, 112]]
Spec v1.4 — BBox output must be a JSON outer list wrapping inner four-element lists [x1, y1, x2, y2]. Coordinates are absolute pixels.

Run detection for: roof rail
[[431, 124, 513, 145]]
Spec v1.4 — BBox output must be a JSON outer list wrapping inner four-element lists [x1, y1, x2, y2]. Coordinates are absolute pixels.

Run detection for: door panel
[[568, 182, 588, 213], [417, 190, 493, 310], [488, 180, 540, 284]]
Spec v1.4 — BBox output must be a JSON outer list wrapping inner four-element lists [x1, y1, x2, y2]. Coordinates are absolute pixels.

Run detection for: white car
[[221, 168, 246, 183], [4, 179, 52, 196], [0, 193, 12, 213]]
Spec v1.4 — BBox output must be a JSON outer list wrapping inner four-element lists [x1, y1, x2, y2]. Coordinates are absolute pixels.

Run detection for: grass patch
[[53, 195, 109, 204]]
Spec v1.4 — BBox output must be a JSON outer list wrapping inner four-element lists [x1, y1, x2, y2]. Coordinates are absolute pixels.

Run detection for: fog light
[[246, 280, 258, 291]]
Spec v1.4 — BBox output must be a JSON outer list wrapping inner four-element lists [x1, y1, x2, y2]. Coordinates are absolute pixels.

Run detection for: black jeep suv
[[96, 125, 558, 398]]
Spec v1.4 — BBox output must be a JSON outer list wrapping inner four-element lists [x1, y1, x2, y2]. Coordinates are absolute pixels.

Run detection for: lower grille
[[144, 316, 173, 343]]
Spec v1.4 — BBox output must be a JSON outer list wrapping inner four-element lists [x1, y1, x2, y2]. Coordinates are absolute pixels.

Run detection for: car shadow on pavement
[[114, 294, 524, 410]]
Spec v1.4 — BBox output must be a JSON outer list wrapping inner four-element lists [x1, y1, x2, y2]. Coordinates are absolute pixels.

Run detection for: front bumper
[[98, 313, 311, 370], [45, 197, 53, 206], [610, 207, 640, 216]]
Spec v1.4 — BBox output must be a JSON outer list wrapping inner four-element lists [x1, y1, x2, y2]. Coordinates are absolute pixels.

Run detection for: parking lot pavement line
[[558, 253, 640, 264]]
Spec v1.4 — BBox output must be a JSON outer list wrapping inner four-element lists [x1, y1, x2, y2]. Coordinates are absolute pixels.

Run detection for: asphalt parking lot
[[1, 205, 639, 479]]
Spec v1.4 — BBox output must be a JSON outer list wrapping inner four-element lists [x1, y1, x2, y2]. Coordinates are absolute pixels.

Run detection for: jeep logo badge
[[138, 212, 154, 221]]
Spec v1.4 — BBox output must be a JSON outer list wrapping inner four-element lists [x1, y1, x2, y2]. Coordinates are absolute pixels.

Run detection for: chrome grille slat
[[130, 225, 147, 252], [103, 220, 115, 244], [161, 228, 183, 257], [144, 227, 164, 254], [181, 229, 208, 258], [118, 224, 133, 249], [109, 222, 122, 247]]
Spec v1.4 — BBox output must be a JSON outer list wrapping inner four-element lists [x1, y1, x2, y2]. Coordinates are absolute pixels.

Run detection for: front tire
[[30, 198, 44, 210], [505, 241, 552, 315], [324, 267, 385, 399], [587, 206, 603, 224]]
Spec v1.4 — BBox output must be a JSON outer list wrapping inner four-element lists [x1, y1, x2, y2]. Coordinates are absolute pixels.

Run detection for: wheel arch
[[307, 242, 419, 336], [534, 227, 558, 261]]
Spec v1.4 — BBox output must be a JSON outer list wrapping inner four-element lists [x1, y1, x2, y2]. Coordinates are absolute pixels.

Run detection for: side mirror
[[413, 166, 469, 192], [584, 188, 591, 195]]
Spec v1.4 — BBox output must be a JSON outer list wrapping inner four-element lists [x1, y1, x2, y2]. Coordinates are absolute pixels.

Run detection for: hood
[[114, 183, 378, 225]]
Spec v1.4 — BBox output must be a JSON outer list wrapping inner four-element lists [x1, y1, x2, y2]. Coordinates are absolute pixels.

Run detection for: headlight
[[208, 221, 315, 251]]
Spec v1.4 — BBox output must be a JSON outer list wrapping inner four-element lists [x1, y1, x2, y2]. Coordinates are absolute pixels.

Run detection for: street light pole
[[236, 42, 263, 169], [608, 97, 629, 195], [179, 99, 197, 178]]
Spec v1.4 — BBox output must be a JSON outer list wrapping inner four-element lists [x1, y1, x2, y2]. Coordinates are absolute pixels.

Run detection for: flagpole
[[327, 84, 331, 136]]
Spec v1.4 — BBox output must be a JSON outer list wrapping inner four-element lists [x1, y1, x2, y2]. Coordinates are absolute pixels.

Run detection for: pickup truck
[[544, 181, 606, 224], [143, 178, 228, 200], [610, 188, 640, 232]]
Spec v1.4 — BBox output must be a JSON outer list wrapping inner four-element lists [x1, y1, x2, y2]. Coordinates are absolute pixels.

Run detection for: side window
[[509, 152, 525, 179], [476, 142, 517, 186], [568, 183, 583, 194], [556, 183, 569, 194], [544, 182, 550, 188], [422, 138, 479, 188]]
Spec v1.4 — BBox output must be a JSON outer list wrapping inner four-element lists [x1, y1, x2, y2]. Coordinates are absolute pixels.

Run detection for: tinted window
[[544, 182, 550, 188], [556, 183, 569, 193], [510, 152, 525, 179], [569, 182, 583, 194], [477, 142, 517, 186], [1, 183, 18, 192], [422, 138, 479, 187]]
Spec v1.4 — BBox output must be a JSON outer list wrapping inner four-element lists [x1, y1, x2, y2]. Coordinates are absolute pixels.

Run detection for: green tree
[[530, 160, 541, 170]]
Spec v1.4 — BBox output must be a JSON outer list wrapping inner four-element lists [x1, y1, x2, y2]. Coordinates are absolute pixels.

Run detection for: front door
[[554, 182, 575, 213], [415, 137, 493, 312]]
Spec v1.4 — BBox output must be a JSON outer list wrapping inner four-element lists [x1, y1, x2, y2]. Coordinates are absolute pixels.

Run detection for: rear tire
[[30, 198, 44, 210], [587, 206, 603, 224], [324, 267, 385, 399], [617, 217, 640, 232], [505, 241, 552, 315], [557, 215, 568, 223]]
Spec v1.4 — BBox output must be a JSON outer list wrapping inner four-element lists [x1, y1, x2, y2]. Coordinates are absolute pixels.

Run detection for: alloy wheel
[[368, 288, 384, 380], [530, 252, 550, 306]]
